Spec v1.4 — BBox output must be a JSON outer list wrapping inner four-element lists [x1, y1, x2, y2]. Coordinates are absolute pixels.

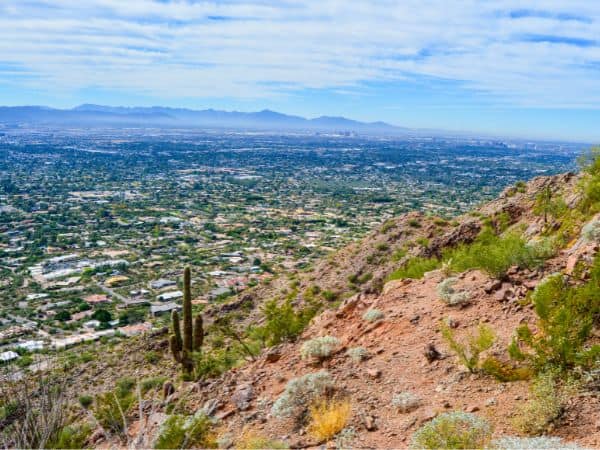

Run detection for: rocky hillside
[[3, 167, 600, 449]]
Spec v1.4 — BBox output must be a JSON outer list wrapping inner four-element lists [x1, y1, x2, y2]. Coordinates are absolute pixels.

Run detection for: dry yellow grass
[[307, 398, 351, 442]]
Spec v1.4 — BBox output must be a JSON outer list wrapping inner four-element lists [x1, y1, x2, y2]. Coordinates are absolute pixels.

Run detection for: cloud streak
[[0, 0, 599, 108]]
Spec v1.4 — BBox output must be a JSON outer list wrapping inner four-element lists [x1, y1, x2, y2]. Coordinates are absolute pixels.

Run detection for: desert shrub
[[346, 347, 369, 362], [387, 256, 440, 280], [335, 427, 356, 449], [252, 298, 321, 346], [307, 398, 351, 442], [271, 371, 334, 421], [300, 336, 341, 362], [581, 215, 600, 242], [508, 271, 600, 371], [321, 290, 338, 302], [362, 309, 384, 322], [441, 323, 495, 373], [376, 243, 389, 252], [145, 350, 160, 364], [93, 389, 135, 435], [47, 423, 92, 449], [141, 376, 167, 395], [491, 435, 585, 449], [236, 433, 288, 449], [115, 376, 136, 398], [480, 357, 531, 382], [410, 411, 492, 449], [153, 413, 215, 449], [193, 347, 238, 380], [408, 218, 421, 228], [437, 277, 471, 306], [0, 370, 70, 449], [513, 372, 576, 435], [391, 392, 421, 413], [444, 229, 546, 278], [78, 395, 93, 409], [515, 180, 527, 193]]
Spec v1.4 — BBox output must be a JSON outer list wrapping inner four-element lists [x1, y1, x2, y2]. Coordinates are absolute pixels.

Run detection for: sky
[[0, 1, 599, 142]]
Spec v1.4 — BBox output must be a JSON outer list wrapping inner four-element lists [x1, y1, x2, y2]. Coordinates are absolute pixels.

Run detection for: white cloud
[[0, 0, 599, 106]]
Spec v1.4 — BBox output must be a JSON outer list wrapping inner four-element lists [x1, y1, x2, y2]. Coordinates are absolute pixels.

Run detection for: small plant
[[408, 218, 421, 228], [300, 336, 340, 362], [141, 376, 168, 395], [437, 278, 471, 306], [410, 411, 492, 449], [513, 371, 576, 436], [93, 390, 135, 435], [480, 357, 531, 382], [391, 392, 421, 413], [145, 350, 160, 364], [307, 398, 351, 442], [387, 256, 440, 280], [441, 323, 495, 373], [362, 309, 384, 322], [346, 347, 369, 362], [490, 435, 585, 449], [335, 427, 356, 450], [271, 371, 334, 421], [47, 423, 92, 449], [508, 271, 600, 371], [581, 215, 600, 242], [235, 433, 288, 449], [153, 413, 215, 449], [78, 395, 93, 409]]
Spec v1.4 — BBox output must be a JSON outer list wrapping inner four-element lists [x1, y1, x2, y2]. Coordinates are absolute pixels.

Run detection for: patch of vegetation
[[47, 423, 92, 449], [346, 347, 369, 362], [249, 297, 321, 347], [391, 392, 421, 413], [512, 371, 576, 435], [300, 336, 341, 362], [437, 277, 471, 306], [508, 270, 600, 372], [480, 357, 531, 382], [271, 371, 334, 422], [307, 398, 352, 442], [387, 256, 440, 280], [362, 308, 384, 322], [490, 436, 585, 449], [153, 413, 215, 449], [410, 412, 492, 449], [441, 323, 495, 373]]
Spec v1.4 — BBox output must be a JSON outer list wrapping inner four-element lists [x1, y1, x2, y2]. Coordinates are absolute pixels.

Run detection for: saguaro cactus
[[169, 267, 205, 374]]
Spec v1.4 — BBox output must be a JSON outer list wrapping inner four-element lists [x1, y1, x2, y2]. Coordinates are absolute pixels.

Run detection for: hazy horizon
[[1, 1, 599, 141]]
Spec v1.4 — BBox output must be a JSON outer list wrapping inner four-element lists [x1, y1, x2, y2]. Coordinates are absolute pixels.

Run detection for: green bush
[[251, 298, 320, 346], [78, 395, 93, 409], [153, 413, 215, 449], [47, 423, 92, 449], [387, 256, 440, 280], [93, 389, 135, 435], [512, 371, 576, 435], [508, 271, 600, 371], [441, 323, 495, 373], [443, 229, 546, 278], [410, 412, 492, 449], [141, 376, 167, 395]]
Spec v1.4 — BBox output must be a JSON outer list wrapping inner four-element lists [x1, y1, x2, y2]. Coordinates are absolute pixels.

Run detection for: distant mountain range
[[0, 104, 406, 134]]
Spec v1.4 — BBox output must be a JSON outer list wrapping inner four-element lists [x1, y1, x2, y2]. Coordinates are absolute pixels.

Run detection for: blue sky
[[1, 1, 599, 142]]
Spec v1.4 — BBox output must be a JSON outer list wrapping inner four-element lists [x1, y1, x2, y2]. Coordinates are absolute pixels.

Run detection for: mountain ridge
[[0, 104, 405, 134]]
